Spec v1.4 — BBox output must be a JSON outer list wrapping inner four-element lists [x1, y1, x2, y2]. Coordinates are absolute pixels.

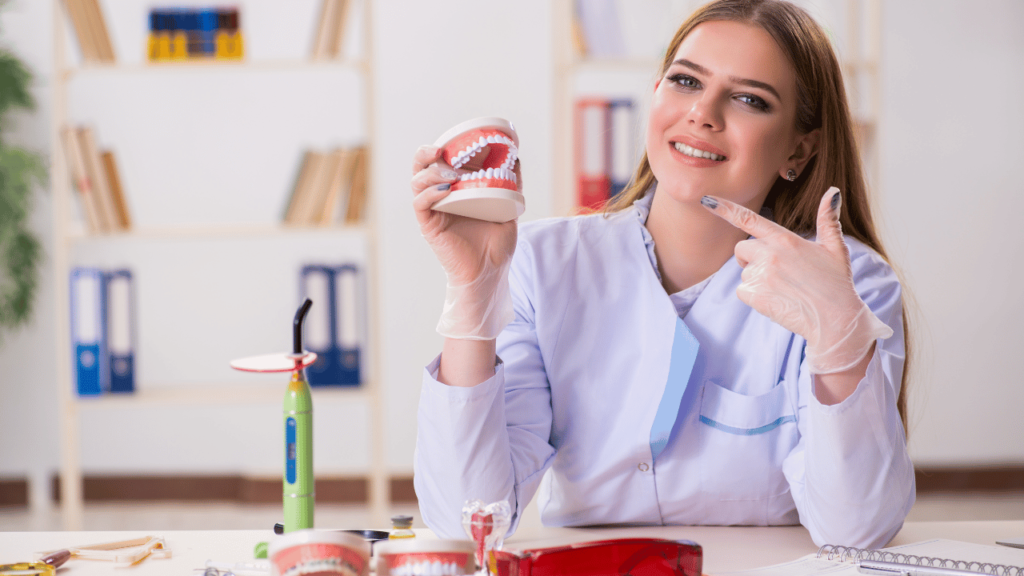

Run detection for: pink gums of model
[[431, 117, 525, 223]]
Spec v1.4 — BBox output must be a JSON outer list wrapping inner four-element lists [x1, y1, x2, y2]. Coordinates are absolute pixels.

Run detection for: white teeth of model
[[478, 136, 487, 147], [511, 172, 517, 184], [486, 167, 494, 178], [486, 135, 496, 144]]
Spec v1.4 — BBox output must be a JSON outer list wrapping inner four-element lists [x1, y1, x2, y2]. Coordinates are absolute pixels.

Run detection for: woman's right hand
[[411, 145, 519, 340]]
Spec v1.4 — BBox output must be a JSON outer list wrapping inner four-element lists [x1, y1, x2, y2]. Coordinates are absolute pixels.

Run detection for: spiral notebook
[[716, 539, 1024, 576]]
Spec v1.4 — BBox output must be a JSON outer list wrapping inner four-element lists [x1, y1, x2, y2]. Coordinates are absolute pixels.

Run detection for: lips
[[441, 128, 518, 192], [671, 136, 727, 162]]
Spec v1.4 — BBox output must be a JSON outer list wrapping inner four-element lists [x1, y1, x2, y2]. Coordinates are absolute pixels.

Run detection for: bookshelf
[[552, 0, 883, 216], [50, 0, 388, 530]]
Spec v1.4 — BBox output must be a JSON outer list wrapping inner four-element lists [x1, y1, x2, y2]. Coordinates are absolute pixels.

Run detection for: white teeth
[[674, 141, 725, 161], [455, 167, 516, 183]]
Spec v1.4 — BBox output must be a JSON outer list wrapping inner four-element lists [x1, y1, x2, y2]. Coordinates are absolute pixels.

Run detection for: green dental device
[[230, 298, 317, 532]]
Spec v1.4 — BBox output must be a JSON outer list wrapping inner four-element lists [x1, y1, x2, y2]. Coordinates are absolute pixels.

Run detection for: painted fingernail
[[437, 183, 451, 191], [440, 169, 458, 180], [701, 196, 718, 210], [831, 190, 841, 211]]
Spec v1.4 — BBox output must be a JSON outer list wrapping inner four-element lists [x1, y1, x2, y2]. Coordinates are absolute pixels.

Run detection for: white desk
[[0, 522, 1021, 574]]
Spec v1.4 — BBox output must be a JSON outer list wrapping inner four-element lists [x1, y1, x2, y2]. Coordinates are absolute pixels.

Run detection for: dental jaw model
[[431, 117, 525, 223]]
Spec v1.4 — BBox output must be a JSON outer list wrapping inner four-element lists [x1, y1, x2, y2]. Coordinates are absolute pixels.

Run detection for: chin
[[653, 175, 711, 205]]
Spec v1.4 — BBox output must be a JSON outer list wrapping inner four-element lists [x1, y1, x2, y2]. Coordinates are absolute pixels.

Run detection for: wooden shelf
[[563, 57, 662, 74], [63, 58, 370, 78], [63, 222, 371, 242], [74, 381, 373, 409]]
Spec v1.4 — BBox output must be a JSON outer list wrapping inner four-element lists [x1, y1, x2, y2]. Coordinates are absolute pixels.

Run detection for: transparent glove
[[702, 187, 893, 374], [411, 145, 518, 340]]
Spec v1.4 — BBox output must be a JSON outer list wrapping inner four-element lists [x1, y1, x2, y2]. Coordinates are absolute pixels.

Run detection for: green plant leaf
[[0, 38, 45, 339]]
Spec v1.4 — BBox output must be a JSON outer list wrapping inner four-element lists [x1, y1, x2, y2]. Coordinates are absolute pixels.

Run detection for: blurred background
[[0, 0, 1022, 533]]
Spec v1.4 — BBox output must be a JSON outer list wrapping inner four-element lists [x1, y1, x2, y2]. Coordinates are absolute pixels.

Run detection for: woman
[[409, 0, 914, 549]]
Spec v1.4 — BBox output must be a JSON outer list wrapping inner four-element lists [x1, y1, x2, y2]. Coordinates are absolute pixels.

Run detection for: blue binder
[[608, 98, 636, 199], [70, 267, 136, 396], [70, 268, 105, 396], [105, 270, 135, 393], [300, 264, 363, 387]]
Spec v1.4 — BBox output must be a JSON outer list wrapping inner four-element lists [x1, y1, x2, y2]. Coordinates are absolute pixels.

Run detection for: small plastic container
[[389, 515, 415, 539]]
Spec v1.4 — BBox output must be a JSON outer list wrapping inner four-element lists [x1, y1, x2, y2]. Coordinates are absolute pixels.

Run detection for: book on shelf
[[321, 147, 360, 226], [306, 148, 344, 224], [148, 8, 244, 62], [77, 126, 121, 231], [312, 0, 352, 60], [61, 124, 132, 234], [343, 146, 368, 224], [60, 126, 105, 233], [70, 267, 136, 396], [100, 150, 132, 230], [284, 150, 324, 225], [283, 146, 368, 226], [61, 0, 115, 64], [574, 97, 636, 212], [717, 538, 1024, 576]]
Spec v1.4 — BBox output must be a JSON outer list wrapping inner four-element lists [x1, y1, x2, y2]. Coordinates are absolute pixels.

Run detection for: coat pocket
[[699, 379, 795, 435], [698, 379, 797, 513]]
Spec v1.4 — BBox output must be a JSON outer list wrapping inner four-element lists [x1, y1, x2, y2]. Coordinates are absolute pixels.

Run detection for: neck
[[645, 188, 753, 294]]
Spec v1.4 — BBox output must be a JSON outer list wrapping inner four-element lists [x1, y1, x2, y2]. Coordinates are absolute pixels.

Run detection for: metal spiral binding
[[817, 545, 1024, 575]]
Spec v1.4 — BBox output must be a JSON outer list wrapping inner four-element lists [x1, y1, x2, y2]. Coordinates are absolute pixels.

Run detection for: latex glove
[[701, 187, 893, 374], [411, 145, 518, 340]]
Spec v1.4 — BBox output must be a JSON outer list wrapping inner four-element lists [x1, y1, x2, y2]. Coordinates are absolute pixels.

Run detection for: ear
[[779, 128, 820, 180]]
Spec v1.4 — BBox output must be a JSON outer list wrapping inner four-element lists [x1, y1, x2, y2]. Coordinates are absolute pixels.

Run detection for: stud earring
[[786, 169, 797, 181]]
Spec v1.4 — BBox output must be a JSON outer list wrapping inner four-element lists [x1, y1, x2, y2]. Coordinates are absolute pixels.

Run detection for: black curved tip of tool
[[293, 298, 313, 354]]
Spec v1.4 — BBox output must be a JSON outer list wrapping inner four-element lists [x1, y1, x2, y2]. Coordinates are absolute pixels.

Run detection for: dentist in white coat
[[409, 0, 914, 550]]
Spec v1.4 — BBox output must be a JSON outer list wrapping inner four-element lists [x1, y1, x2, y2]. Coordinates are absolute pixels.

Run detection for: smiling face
[[646, 19, 809, 209]]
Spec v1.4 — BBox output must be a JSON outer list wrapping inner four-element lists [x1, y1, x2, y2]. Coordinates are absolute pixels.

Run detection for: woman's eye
[[736, 94, 770, 112], [668, 73, 700, 90]]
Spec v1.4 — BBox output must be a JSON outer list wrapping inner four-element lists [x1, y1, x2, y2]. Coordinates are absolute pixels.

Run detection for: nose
[[686, 94, 723, 131]]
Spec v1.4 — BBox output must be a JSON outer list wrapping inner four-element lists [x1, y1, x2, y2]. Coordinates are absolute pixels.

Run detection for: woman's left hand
[[701, 186, 893, 374]]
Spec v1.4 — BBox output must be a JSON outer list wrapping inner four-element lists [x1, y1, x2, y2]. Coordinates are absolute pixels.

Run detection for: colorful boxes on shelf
[[148, 7, 244, 62]]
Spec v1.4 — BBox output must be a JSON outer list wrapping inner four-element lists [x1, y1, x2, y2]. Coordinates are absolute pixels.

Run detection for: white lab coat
[[414, 190, 915, 549]]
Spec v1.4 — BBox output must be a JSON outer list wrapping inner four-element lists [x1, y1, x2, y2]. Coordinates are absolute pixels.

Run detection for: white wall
[[0, 0, 60, 512], [878, 0, 1024, 464], [1, 0, 1022, 508]]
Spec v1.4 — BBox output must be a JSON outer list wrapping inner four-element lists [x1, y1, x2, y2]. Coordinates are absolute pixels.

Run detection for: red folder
[[575, 98, 612, 212]]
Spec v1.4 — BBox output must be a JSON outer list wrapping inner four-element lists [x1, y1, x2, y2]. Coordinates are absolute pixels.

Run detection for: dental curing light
[[230, 298, 316, 533]]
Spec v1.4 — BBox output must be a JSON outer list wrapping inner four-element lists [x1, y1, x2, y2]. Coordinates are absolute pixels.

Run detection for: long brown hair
[[604, 0, 910, 430]]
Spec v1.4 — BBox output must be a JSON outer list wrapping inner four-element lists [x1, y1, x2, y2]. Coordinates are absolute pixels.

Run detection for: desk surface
[[1, 521, 1021, 574]]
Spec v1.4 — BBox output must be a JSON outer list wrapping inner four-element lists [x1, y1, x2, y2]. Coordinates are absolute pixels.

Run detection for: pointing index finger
[[701, 195, 785, 239]]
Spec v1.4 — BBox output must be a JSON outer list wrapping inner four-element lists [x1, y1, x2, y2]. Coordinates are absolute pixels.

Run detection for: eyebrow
[[672, 58, 782, 101]]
